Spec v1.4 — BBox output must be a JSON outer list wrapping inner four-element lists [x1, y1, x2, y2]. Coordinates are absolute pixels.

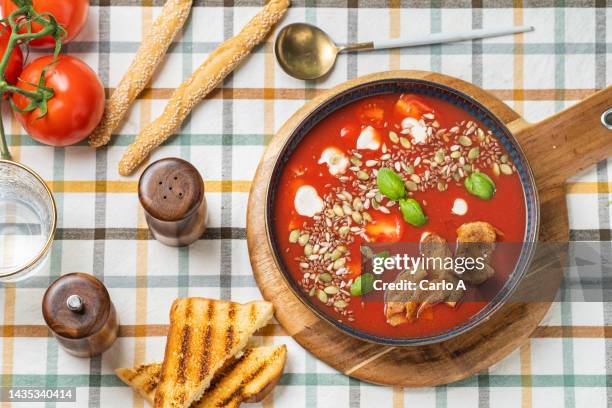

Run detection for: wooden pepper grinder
[[138, 157, 208, 247], [42, 273, 118, 357]]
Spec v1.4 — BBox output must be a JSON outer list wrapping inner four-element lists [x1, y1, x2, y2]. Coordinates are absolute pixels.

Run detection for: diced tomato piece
[[365, 214, 405, 243], [394, 94, 433, 119], [419, 307, 435, 320], [357, 100, 386, 128]]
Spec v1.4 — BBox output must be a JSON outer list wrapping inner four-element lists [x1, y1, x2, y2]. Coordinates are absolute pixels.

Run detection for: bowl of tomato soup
[[266, 77, 539, 345]]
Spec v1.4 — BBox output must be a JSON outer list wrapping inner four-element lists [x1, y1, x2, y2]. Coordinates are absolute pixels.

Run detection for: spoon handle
[[366, 26, 533, 51]]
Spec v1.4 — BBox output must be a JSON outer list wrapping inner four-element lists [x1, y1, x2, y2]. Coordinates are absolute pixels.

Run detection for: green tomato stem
[[0, 0, 64, 159]]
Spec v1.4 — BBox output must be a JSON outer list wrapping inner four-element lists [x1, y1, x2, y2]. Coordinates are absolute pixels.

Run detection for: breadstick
[[89, 0, 193, 148], [117, 0, 290, 176]]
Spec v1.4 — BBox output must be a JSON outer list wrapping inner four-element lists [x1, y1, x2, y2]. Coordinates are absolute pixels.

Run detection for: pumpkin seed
[[304, 244, 313, 256], [333, 299, 348, 309], [319, 272, 332, 282], [309, 287, 316, 297], [458, 135, 473, 146], [339, 226, 350, 236], [353, 197, 363, 211], [434, 149, 445, 164], [400, 137, 411, 149], [333, 257, 346, 270], [362, 212, 372, 222], [468, 147, 480, 160], [410, 174, 421, 183], [450, 151, 462, 159], [389, 131, 399, 143], [330, 249, 342, 261], [337, 245, 348, 253], [342, 204, 353, 215], [357, 170, 370, 180], [405, 180, 418, 192], [298, 233, 310, 246], [324, 286, 339, 295], [404, 164, 414, 174], [352, 211, 363, 224], [476, 128, 485, 141], [333, 204, 344, 217], [500, 154, 508, 163], [492, 162, 501, 176], [437, 181, 447, 191], [289, 229, 300, 243], [500, 163, 513, 175], [316, 289, 328, 303], [350, 157, 362, 166]]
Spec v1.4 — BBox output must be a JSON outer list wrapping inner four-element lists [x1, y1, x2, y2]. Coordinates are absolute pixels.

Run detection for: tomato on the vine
[[0, 23, 22, 84], [12, 55, 104, 146], [1, 0, 89, 48]]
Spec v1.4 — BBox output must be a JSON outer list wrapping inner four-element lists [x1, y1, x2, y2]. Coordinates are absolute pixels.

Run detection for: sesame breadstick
[[117, 0, 290, 176], [89, 0, 193, 148]]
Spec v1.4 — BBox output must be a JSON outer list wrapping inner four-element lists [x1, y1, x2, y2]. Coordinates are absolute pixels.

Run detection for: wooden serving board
[[247, 71, 612, 387]]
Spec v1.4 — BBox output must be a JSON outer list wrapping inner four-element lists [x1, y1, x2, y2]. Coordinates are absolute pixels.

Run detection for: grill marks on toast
[[116, 363, 162, 403], [176, 299, 193, 385], [197, 300, 215, 383], [225, 303, 236, 355], [117, 345, 287, 408], [154, 298, 274, 408]]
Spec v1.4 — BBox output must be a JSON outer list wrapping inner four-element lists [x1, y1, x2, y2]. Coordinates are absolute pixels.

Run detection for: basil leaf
[[399, 198, 428, 227], [376, 168, 406, 201], [351, 273, 375, 296], [464, 172, 496, 200], [374, 250, 390, 260]]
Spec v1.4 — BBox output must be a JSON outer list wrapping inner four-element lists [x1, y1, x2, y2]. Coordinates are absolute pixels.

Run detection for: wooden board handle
[[512, 86, 612, 189]]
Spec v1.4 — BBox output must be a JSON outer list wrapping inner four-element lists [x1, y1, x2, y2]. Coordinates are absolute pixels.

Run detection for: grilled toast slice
[[116, 345, 287, 407], [154, 298, 274, 408]]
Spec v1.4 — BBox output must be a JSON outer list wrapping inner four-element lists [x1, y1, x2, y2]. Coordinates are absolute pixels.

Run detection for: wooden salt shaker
[[138, 158, 208, 247], [42, 273, 118, 357]]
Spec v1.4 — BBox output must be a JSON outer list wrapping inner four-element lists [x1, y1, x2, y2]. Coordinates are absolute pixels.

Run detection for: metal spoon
[[275, 23, 534, 80]]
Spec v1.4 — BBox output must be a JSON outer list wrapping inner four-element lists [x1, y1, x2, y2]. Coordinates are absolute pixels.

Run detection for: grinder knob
[[42, 273, 118, 357]]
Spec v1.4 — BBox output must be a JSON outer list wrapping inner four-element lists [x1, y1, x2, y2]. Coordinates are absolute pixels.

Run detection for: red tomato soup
[[273, 93, 526, 339]]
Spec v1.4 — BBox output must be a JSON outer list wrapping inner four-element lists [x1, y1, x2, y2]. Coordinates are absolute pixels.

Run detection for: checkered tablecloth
[[0, 0, 610, 407]]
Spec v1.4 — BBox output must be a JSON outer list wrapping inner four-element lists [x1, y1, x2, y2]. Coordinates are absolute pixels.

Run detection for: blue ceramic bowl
[[265, 76, 540, 346]]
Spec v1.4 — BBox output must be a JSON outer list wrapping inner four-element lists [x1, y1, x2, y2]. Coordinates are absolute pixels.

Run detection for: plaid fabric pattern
[[0, 1, 610, 407]]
